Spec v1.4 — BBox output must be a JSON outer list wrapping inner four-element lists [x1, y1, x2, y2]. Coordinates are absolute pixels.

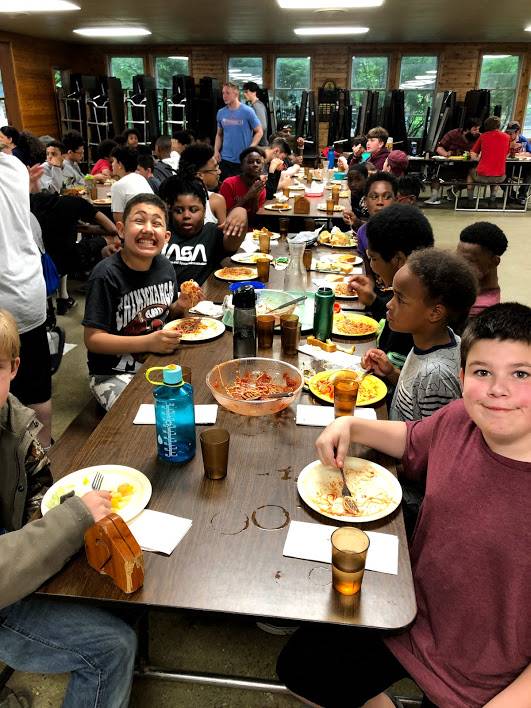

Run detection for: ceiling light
[[294, 25, 369, 35], [74, 27, 152, 37], [279, 0, 382, 7], [526, 25, 531, 31], [0, 0, 79, 10]]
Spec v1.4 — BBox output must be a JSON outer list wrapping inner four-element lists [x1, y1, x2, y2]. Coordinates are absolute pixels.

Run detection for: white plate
[[297, 457, 402, 523], [231, 252, 274, 264], [164, 316, 225, 341], [214, 267, 258, 281], [248, 231, 281, 241], [263, 203, 291, 211], [317, 203, 344, 212], [41, 464, 152, 522]]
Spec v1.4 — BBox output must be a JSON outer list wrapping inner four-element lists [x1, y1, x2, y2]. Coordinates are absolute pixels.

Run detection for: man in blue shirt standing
[[215, 83, 263, 181]]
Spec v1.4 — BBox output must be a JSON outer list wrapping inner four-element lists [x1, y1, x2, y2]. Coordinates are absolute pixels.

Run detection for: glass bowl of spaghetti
[[206, 357, 303, 416]]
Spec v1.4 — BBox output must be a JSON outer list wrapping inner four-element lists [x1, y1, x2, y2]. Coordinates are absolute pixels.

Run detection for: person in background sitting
[[167, 130, 195, 171], [383, 149, 409, 177], [397, 174, 422, 204], [365, 126, 390, 170], [160, 175, 246, 286], [110, 146, 153, 223], [176, 143, 248, 236], [153, 134, 178, 183], [243, 81, 268, 146], [425, 117, 481, 205], [62, 130, 86, 186], [219, 146, 267, 223], [344, 170, 397, 259], [40, 140, 67, 194], [457, 222, 508, 317], [505, 121, 531, 205], [136, 153, 160, 193], [338, 134, 367, 171], [342, 163, 369, 229], [90, 138, 117, 180], [122, 128, 140, 150], [263, 137, 293, 198], [0, 309, 137, 708], [0, 126, 38, 165], [468, 115, 510, 204]]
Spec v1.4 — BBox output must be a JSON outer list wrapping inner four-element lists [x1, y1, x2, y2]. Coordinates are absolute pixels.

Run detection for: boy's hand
[[316, 417, 354, 470], [81, 490, 112, 522], [269, 157, 284, 173], [348, 275, 376, 306], [362, 348, 394, 377], [146, 329, 181, 354], [221, 208, 247, 238], [175, 287, 204, 314]]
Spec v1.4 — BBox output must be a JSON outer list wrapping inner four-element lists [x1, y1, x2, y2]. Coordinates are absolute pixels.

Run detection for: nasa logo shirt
[[162, 222, 228, 286]]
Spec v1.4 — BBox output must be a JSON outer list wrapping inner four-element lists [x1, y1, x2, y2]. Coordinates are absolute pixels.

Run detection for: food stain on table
[[308, 567, 331, 586], [251, 505, 290, 530], [277, 465, 293, 481]]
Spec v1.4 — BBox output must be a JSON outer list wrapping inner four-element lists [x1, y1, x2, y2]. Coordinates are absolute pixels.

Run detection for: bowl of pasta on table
[[206, 357, 303, 416]]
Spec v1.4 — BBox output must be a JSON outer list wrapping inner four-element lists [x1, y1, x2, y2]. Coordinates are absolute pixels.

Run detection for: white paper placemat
[[296, 405, 377, 426], [283, 520, 398, 574], [128, 509, 192, 555], [133, 403, 218, 425]]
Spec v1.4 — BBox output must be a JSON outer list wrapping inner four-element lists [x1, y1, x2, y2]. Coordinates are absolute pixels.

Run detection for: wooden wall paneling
[[0, 42, 22, 128]]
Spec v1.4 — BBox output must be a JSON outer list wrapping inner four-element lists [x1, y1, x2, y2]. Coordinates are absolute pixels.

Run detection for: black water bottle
[[233, 285, 257, 358]]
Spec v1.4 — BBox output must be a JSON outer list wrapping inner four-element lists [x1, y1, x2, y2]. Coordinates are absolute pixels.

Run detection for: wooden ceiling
[[1, 0, 531, 45]]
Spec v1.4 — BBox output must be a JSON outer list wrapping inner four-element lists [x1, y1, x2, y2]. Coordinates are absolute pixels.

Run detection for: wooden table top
[[257, 187, 352, 221], [41, 241, 416, 631]]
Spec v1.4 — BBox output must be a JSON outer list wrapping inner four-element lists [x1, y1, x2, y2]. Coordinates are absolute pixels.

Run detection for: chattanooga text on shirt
[[221, 118, 244, 127], [161, 242, 207, 267]]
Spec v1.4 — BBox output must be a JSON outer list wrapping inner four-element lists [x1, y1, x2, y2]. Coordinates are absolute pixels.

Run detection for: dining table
[[42, 235, 416, 692]]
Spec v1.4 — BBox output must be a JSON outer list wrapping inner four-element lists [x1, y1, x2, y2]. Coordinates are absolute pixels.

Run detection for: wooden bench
[[49, 398, 105, 476]]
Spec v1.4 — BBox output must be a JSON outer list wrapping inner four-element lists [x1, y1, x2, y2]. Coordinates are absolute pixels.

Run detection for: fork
[[337, 464, 359, 514], [92, 472, 104, 491]]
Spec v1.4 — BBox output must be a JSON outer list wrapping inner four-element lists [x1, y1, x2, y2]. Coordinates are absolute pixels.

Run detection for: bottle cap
[[232, 284, 256, 309], [163, 364, 183, 385], [228, 281, 265, 292]]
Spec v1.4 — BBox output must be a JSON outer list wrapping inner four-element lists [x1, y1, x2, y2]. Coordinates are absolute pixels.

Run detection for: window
[[350, 56, 388, 133], [154, 56, 189, 89], [274, 56, 311, 125], [399, 55, 438, 138], [109, 56, 145, 90], [228, 57, 264, 88], [53, 70, 62, 89], [479, 54, 520, 127], [524, 78, 531, 136]]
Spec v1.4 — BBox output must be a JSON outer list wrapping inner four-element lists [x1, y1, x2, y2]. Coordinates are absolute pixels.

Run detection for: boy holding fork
[[0, 308, 136, 708]]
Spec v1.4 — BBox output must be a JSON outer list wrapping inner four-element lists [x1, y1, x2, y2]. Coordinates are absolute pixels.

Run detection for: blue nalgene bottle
[[327, 147, 335, 169], [147, 364, 196, 463]]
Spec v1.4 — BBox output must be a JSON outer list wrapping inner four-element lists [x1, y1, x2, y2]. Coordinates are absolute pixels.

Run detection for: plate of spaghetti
[[163, 317, 225, 341], [308, 370, 387, 407], [214, 266, 257, 281], [332, 313, 379, 337], [231, 252, 274, 264], [297, 457, 401, 522], [333, 282, 358, 299]]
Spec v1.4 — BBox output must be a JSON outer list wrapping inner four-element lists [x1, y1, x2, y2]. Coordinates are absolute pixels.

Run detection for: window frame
[[399, 54, 439, 138], [478, 53, 521, 126], [273, 55, 312, 126], [227, 56, 265, 88]]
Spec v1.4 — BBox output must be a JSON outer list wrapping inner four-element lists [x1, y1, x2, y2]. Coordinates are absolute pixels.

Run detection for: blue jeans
[[0, 596, 136, 707]]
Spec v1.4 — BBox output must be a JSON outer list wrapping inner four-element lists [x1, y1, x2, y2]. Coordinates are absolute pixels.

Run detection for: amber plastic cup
[[331, 527, 370, 595], [303, 248, 313, 272], [282, 185, 291, 198], [303, 218, 316, 232], [306, 169, 314, 184], [256, 258, 270, 283], [279, 217, 289, 239], [280, 314, 300, 355], [326, 198, 335, 215], [332, 185, 341, 205], [181, 366, 192, 384], [333, 377, 359, 417], [200, 428, 230, 480], [258, 232, 271, 254], [257, 314, 275, 349]]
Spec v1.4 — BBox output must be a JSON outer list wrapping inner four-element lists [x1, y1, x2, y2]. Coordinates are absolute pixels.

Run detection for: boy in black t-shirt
[[159, 175, 247, 286], [82, 194, 193, 410]]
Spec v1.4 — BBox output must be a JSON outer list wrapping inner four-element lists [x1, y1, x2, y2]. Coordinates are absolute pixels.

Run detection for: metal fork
[[92, 472, 104, 491]]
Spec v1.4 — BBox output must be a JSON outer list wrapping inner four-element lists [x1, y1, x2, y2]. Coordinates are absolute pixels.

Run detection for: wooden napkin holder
[[293, 195, 310, 214], [85, 513, 144, 594]]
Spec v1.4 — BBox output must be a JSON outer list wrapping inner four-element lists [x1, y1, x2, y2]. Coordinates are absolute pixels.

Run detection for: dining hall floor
[[3, 209, 530, 707]]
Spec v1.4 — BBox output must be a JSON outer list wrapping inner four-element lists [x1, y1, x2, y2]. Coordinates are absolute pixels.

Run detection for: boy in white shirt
[[110, 146, 153, 223]]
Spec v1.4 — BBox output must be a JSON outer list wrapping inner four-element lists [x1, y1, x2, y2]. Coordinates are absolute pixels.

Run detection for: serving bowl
[[206, 357, 303, 416]]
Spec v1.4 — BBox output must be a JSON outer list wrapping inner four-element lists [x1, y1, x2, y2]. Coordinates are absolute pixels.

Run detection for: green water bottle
[[313, 287, 335, 341]]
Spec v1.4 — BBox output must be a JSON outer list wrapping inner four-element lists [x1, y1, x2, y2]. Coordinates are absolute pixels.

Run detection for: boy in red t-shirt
[[277, 302, 531, 708], [467, 115, 510, 202]]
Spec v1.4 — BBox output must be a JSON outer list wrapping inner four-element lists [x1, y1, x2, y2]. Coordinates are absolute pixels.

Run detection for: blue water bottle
[[327, 146, 335, 169], [146, 364, 196, 463]]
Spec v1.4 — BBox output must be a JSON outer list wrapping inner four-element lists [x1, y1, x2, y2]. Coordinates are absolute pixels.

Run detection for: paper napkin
[[283, 520, 399, 574], [240, 238, 259, 254], [297, 343, 362, 368], [296, 405, 377, 427], [133, 403, 218, 425], [128, 509, 192, 555]]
